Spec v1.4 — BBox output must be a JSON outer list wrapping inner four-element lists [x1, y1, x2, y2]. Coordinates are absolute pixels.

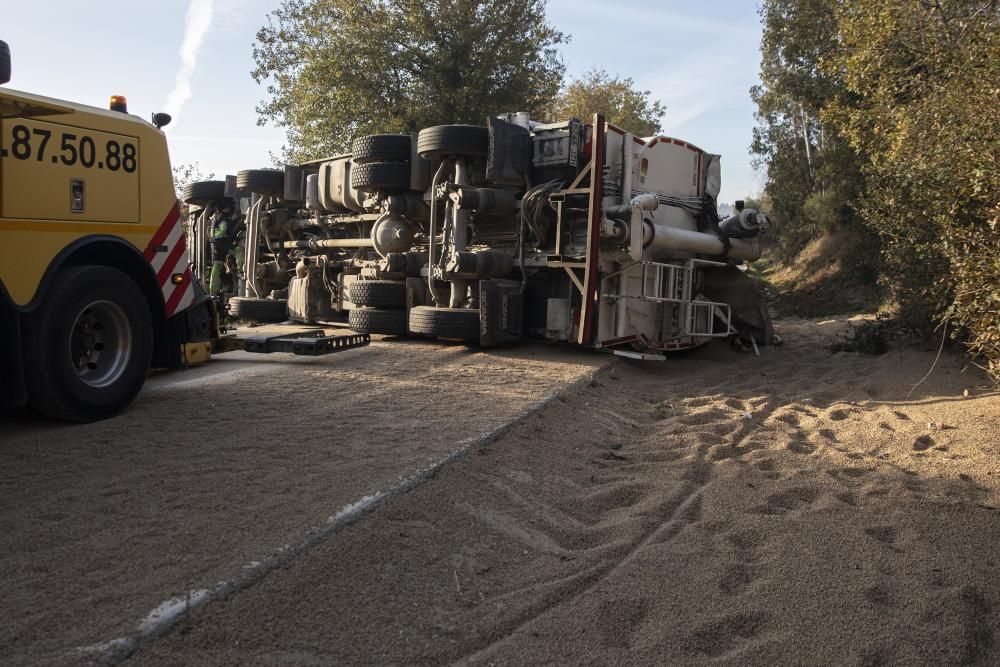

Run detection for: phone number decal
[[1, 124, 137, 173]]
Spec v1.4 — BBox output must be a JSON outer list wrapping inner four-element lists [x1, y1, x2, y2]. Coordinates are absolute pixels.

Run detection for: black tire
[[348, 280, 406, 308], [22, 266, 153, 422], [228, 297, 287, 322], [417, 125, 489, 160], [408, 306, 480, 341], [0, 41, 10, 86], [181, 180, 228, 205], [350, 161, 411, 192], [236, 169, 285, 194], [349, 307, 407, 336], [351, 135, 412, 164]]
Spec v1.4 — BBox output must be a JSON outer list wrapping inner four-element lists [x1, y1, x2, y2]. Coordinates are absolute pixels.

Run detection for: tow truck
[[0, 40, 368, 422]]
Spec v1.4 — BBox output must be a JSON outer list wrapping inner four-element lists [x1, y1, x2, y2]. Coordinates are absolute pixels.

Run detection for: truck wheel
[[351, 134, 412, 164], [0, 41, 10, 86], [236, 169, 285, 195], [228, 297, 287, 322], [181, 180, 228, 205], [417, 125, 489, 160], [408, 306, 480, 342], [22, 266, 152, 422], [349, 307, 407, 336], [349, 161, 411, 192], [348, 280, 406, 308]]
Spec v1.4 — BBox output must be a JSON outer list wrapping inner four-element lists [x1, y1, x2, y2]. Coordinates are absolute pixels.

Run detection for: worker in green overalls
[[208, 201, 239, 297], [226, 225, 246, 294]]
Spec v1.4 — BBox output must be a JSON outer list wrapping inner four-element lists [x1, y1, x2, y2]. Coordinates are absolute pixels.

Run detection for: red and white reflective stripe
[[142, 202, 196, 317], [142, 203, 180, 263], [164, 267, 196, 314]]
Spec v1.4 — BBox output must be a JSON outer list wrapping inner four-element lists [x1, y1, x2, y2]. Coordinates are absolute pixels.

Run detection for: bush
[[823, 0, 1000, 385], [829, 317, 891, 356]]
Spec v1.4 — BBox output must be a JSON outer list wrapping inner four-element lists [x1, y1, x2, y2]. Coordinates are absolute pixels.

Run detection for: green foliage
[[171, 162, 214, 199], [253, 0, 566, 160], [757, 0, 999, 383], [751, 0, 868, 263], [829, 317, 891, 356], [544, 67, 665, 136], [172, 163, 215, 221], [824, 0, 1000, 382]]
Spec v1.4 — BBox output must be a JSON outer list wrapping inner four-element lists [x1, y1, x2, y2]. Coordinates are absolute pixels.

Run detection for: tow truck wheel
[[408, 306, 480, 342], [22, 266, 152, 422]]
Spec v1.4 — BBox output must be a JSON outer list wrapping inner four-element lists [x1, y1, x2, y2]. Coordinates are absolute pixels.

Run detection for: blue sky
[[4, 0, 764, 203]]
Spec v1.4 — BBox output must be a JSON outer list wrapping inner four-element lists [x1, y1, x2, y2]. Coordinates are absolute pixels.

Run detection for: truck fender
[[11, 235, 176, 365]]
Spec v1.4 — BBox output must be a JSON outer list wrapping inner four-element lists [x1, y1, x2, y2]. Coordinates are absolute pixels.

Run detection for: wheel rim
[[69, 300, 133, 388]]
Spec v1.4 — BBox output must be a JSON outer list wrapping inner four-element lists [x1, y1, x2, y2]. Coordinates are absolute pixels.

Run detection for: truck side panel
[[0, 88, 181, 310]]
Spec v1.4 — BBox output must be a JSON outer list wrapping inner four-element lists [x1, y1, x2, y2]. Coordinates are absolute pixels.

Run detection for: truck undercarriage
[[187, 113, 773, 358]]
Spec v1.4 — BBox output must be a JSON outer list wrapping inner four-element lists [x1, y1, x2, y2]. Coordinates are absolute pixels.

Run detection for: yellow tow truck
[[0, 40, 366, 421]]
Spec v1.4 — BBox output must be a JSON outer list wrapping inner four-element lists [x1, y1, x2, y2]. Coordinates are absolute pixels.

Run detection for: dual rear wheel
[[347, 280, 480, 342], [348, 280, 407, 336]]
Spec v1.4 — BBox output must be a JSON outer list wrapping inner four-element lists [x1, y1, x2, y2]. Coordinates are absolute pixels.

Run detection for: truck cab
[[0, 40, 216, 421]]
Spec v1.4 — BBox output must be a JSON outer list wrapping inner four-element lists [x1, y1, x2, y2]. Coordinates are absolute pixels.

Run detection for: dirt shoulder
[[135, 318, 1000, 666], [0, 340, 605, 665]]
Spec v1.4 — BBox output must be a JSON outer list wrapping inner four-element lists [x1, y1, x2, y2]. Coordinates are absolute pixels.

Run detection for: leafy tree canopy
[[824, 0, 1000, 376], [253, 0, 567, 160], [755, 0, 1000, 382], [545, 68, 665, 136], [750, 0, 866, 262]]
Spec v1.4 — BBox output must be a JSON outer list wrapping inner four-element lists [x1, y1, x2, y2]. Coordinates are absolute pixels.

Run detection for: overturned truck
[[186, 114, 773, 358]]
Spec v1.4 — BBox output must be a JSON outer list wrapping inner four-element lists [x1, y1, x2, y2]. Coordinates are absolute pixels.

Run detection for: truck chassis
[[187, 113, 773, 358]]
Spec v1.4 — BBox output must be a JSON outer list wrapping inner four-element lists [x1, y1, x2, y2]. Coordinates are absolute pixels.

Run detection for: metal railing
[[600, 259, 732, 343]]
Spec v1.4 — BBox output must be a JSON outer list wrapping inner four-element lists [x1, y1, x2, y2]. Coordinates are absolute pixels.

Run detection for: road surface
[[0, 339, 606, 665]]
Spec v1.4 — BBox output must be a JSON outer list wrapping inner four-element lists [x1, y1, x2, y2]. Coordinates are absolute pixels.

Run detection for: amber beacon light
[[109, 95, 128, 113]]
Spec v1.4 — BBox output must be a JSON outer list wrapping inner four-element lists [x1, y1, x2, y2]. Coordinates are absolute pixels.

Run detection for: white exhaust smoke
[[163, 0, 215, 126]]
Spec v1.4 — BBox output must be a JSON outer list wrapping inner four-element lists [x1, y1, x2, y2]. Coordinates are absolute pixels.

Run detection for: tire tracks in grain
[[453, 372, 752, 664]]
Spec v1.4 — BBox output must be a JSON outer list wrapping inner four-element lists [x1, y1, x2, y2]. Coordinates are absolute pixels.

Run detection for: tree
[[824, 0, 1000, 378], [253, 0, 567, 160], [750, 0, 866, 261], [172, 163, 216, 219], [545, 68, 665, 136], [172, 163, 215, 199], [755, 0, 1000, 381]]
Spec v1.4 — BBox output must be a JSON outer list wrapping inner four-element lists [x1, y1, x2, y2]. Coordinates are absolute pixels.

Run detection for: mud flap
[[479, 279, 523, 347], [701, 265, 775, 345], [161, 297, 219, 368]]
